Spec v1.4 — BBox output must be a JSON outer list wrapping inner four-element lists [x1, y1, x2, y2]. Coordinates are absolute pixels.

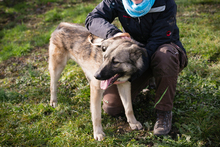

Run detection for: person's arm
[[85, 0, 122, 39]]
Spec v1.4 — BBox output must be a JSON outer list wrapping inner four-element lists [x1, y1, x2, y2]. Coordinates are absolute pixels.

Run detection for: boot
[[153, 110, 172, 136]]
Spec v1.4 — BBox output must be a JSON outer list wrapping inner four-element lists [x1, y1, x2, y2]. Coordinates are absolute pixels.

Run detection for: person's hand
[[113, 32, 124, 37], [113, 32, 131, 40]]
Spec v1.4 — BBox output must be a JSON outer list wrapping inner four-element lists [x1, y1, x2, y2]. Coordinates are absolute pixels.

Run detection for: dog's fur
[[49, 22, 148, 141]]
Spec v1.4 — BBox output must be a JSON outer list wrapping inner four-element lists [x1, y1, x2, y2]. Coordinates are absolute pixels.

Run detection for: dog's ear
[[129, 45, 148, 61], [139, 47, 148, 57], [131, 39, 145, 48], [88, 34, 104, 46]]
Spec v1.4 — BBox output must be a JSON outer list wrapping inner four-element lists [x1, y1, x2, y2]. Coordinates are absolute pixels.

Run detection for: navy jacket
[[85, 0, 186, 80]]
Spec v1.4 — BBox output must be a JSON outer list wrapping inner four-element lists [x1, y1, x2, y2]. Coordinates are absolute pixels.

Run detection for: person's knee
[[102, 97, 124, 116], [102, 85, 124, 116], [151, 44, 180, 76], [102, 102, 124, 116]]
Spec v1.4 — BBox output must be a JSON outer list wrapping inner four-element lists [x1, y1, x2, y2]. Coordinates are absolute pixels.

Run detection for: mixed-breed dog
[[49, 22, 148, 141]]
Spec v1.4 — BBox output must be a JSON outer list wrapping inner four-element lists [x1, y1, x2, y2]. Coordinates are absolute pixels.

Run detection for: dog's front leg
[[117, 82, 143, 130], [90, 80, 105, 141]]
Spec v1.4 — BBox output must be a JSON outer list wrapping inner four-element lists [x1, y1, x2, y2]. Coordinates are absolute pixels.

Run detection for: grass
[[0, 0, 220, 146]]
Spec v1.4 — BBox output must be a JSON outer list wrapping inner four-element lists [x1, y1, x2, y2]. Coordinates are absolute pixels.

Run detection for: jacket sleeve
[[85, 0, 122, 39], [145, 1, 179, 57]]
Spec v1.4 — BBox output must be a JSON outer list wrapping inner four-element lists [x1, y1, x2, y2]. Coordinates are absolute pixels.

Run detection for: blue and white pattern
[[122, 0, 155, 17]]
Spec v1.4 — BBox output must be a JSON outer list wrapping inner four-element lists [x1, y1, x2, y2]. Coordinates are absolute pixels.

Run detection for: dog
[[49, 22, 148, 141]]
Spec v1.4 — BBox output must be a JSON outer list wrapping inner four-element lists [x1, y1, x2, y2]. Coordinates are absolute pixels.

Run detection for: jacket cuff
[[107, 29, 122, 38]]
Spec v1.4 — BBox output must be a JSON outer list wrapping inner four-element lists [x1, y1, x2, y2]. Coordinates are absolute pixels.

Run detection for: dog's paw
[[94, 132, 105, 141], [129, 121, 143, 130], [50, 101, 57, 108]]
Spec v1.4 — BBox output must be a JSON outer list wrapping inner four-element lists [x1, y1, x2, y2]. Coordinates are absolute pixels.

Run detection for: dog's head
[[89, 33, 148, 90]]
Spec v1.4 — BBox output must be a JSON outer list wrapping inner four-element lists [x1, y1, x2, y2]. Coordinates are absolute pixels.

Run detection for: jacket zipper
[[138, 17, 144, 40], [138, 17, 141, 24]]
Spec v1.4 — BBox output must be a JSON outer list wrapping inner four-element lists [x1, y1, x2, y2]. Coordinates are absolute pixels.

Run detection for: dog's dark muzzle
[[94, 72, 103, 80]]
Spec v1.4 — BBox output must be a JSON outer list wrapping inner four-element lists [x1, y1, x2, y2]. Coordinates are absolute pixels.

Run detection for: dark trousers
[[102, 43, 187, 116]]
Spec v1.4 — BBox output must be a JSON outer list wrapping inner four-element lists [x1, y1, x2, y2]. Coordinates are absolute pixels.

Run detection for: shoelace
[[156, 111, 169, 127]]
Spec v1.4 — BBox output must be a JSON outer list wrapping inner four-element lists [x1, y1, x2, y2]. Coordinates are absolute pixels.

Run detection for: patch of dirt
[[0, 0, 55, 30], [0, 44, 49, 79]]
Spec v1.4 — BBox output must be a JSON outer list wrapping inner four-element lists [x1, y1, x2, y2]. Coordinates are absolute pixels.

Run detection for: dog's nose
[[94, 72, 102, 80]]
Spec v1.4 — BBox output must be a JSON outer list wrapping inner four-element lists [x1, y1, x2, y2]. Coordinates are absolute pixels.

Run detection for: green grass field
[[0, 0, 219, 146]]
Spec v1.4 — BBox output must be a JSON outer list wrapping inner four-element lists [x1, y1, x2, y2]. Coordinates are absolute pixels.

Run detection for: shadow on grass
[[209, 49, 220, 62], [193, 0, 220, 5], [0, 0, 51, 31]]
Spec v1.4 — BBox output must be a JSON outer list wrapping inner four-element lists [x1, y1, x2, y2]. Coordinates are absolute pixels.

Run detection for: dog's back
[[51, 23, 90, 49], [49, 22, 103, 81]]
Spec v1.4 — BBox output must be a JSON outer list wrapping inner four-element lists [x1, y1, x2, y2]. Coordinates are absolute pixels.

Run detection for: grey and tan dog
[[49, 22, 148, 141]]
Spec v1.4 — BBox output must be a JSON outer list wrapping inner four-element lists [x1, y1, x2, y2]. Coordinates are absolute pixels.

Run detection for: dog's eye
[[112, 58, 120, 64], [102, 46, 107, 52]]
